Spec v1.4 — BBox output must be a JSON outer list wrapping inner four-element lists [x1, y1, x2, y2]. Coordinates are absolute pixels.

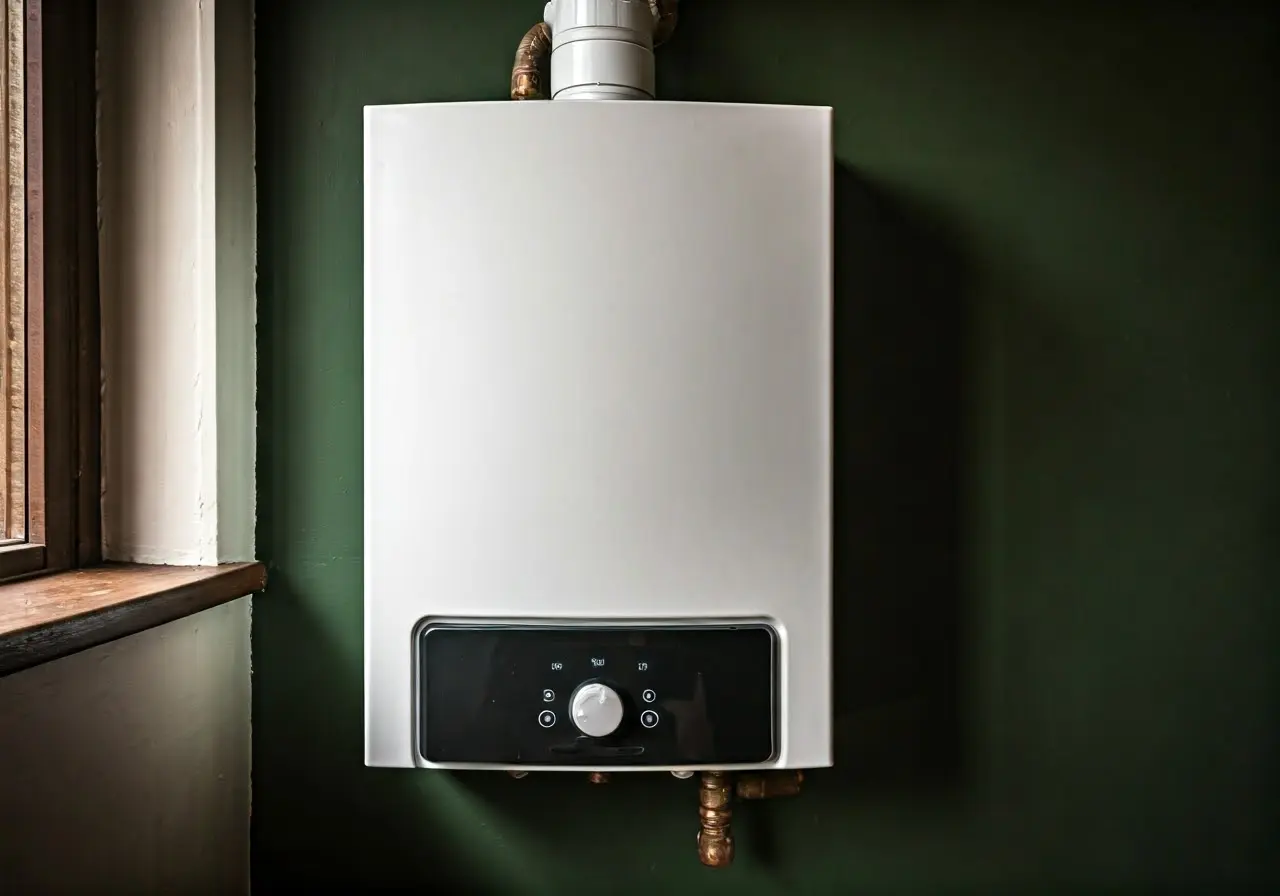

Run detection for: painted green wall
[[254, 1, 1280, 891]]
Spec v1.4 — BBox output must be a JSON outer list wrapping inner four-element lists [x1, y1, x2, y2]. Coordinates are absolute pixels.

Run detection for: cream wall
[[0, 601, 251, 893]]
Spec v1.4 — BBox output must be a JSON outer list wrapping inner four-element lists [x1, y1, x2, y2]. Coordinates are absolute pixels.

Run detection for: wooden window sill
[[0, 561, 266, 676]]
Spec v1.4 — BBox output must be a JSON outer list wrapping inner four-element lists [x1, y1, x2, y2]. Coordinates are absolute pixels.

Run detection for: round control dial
[[569, 682, 625, 738]]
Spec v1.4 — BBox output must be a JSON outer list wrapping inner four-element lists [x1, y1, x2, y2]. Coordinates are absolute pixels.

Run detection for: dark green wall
[[254, 1, 1280, 891]]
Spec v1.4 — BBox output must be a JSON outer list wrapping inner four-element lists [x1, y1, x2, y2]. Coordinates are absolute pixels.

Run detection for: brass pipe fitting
[[696, 771, 734, 868], [510, 22, 552, 100], [588, 772, 611, 784], [735, 770, 804, 800]]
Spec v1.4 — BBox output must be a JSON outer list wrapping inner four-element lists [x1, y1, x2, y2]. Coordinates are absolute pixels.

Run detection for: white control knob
[[570, 682, 625, 738]]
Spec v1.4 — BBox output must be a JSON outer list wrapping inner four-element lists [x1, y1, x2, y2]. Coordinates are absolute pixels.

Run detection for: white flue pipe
[[544, 0, 657, 100]]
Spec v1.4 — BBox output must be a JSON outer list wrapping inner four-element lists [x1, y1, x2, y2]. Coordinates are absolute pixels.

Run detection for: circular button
[[538, 710, 556, 728], [642, 689, 656, 703], [640, 709, 659, 729], [570, 682, 625, 738], [542, 689, 555, 702]]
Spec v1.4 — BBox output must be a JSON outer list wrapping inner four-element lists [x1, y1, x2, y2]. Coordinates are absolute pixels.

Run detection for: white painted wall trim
[[215, 0, 257, 562], [99, 0, 256, 564]]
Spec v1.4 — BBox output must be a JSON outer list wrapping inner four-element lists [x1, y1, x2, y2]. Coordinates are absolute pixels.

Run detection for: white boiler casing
[[364, 100, 833, 772]]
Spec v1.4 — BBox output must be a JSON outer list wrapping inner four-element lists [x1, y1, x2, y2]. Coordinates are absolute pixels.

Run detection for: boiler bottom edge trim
[[402, 764, 812, 772]]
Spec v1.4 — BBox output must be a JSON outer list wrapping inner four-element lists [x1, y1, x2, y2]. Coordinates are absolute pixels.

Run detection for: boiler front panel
[[365, 100, 833, 769]]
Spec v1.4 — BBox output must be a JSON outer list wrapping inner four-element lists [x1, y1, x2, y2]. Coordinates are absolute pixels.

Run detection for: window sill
[[0, 561, 266, 677]]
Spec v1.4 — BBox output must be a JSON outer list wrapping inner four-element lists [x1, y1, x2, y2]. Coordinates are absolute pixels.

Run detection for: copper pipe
[[648, 0, 679, 48], [588, 772, 611, 784], [696, 771, 734, 868], [736, 770, 804, 800], [510, 22, 552, 100]]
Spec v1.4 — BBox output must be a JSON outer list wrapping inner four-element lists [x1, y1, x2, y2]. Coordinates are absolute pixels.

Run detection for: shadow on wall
[[827, 163, 968, 790], [443, 164, 974, 878], [659, 0, 970, 794], [472, 164, 972, 871]]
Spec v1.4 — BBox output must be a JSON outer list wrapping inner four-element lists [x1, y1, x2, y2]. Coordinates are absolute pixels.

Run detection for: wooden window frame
[[0, 0, 99, 582]]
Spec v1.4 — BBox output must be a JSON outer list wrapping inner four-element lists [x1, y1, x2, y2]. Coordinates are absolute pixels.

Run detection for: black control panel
[[418, 624, 776, 766]]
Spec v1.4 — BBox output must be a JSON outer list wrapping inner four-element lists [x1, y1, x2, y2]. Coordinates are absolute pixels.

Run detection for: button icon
[[642, 689, 656, 703], [538, 710, 556, 728], [640, 709, 659, 729], [542, 689, 555, 702]]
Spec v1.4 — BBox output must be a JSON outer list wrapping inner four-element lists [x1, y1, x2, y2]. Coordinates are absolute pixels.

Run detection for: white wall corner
[[99, 0, 256, 565]]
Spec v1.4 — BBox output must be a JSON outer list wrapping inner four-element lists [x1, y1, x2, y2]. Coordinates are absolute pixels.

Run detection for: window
[[0, 0, 98, 582], [0, 0, 262, 678], [2, 0, 24, 545]]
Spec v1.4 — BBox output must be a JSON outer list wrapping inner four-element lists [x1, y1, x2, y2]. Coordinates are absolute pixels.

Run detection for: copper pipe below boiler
[[696, 771, 734, 867]]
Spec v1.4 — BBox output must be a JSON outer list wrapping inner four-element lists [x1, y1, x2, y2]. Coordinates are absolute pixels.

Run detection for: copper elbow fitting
[[510, 22, 552, 100], [648, 0, 679, 47], [736, 770, 804, 800]]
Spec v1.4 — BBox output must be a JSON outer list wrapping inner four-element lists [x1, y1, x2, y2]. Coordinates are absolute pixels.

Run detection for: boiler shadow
[[825, 163, 970, 792], [736, 165, 972, 871]]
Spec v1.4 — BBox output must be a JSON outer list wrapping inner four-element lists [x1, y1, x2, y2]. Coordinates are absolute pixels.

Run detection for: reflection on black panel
[[419, 624, 775, 766]]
